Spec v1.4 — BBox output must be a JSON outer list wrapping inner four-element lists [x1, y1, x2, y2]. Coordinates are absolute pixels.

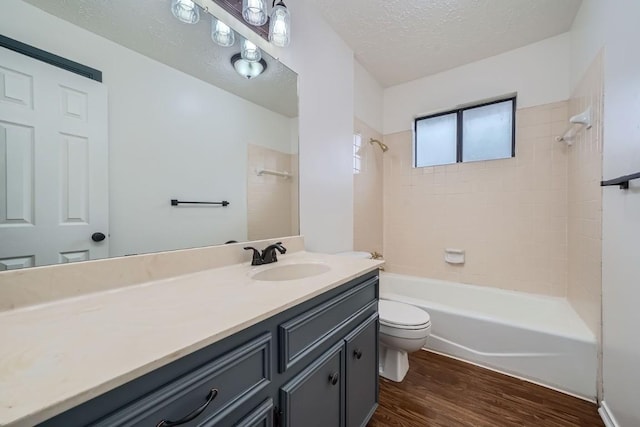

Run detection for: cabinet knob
[[156, 388, 218, 427], [354, 349, 363, 360], [329, 372, 339, 386]]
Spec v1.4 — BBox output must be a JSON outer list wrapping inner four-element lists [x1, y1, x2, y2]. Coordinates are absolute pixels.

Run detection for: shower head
[[369, 138, 389, 153]]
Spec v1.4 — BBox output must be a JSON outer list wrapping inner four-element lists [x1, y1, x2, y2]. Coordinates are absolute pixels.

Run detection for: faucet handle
[[244, 247, 263, 266], [261, 242, 287, 264]]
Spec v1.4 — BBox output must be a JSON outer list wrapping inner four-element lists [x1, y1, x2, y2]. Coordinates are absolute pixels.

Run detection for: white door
[[601, 0, 640, 424], [0, 46, 108, 269]]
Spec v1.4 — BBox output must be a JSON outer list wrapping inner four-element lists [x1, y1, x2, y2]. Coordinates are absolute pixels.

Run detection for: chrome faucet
[[244, 242, 287, 266]]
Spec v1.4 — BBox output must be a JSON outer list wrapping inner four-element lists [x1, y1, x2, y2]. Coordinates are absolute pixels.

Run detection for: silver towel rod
[[256, 168, 292, 178]]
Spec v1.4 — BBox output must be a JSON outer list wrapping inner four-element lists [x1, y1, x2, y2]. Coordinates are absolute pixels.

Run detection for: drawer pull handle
[[329, 372, 339, 386], [354, 349, 363, 360], [156, 388, 219, 427]]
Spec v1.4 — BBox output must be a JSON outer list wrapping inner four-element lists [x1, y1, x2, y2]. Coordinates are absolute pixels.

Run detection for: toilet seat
[[379, 300, 431, 330], [380, 322, 431, 340]]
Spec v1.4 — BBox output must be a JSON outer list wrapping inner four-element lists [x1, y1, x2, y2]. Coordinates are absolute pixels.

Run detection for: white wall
[[569, 1, 640, 423], [277, 1, 355, 253], [354, 60, 384, 134], [569, 0, 606, 91], [1, 0, 294, 257], [383, 33, 571, 134], [599, 0, 640, 424], [196, 0, 357, 254]]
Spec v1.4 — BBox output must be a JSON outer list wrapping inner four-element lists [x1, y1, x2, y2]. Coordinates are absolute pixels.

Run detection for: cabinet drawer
[[278, 276, 377, 372], [94, 333, 271, 427]]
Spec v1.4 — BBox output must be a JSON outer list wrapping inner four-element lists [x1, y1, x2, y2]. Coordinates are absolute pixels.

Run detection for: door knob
[[92, 232, 106, 242]]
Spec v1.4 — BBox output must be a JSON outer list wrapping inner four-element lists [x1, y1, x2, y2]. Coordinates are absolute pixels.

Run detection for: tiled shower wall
[[567, 51, 604, 338], [382, 102, 571, 296], [353, 118, 384, 255], [247, 145, 299, 241]]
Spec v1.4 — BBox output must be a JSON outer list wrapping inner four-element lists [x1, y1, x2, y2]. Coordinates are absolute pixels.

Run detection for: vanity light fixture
[[269, 0, 291, 47], [231, 53, 267, 79], [171, 0, 200, 24], [211, 17, 235, 47], [241, 38, 262, 62], [242, 0, 268, 26]]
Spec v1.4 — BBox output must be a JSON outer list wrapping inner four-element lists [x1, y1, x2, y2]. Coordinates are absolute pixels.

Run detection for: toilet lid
[[379, 300, 431, 328], [335, 251, 372, 259]]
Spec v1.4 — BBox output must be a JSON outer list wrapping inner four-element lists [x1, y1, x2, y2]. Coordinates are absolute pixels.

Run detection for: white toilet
[[379, 299, 431, 382], [336, 251, 431, 382]]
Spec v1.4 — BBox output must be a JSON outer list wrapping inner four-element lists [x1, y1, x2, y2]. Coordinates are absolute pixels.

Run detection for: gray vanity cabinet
[[279, 313, 379, 427], [38, 271, 379, 427]]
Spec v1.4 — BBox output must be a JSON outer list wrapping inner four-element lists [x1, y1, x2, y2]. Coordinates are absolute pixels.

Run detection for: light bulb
[[211, 17, 235, 47], [171, 0, 200, 24], [242, 0, 268, 26], [232, 54, 267, 79], [269, 1, 291, 47], [241, 39, 262, 62]]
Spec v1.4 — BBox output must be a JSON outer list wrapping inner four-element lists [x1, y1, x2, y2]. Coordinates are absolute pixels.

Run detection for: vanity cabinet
[[279, 314, 379, 427], [39, 270, 379, 427]]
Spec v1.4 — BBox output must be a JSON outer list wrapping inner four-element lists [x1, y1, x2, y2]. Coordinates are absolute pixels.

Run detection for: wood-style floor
[[368, 351, 603, 427]]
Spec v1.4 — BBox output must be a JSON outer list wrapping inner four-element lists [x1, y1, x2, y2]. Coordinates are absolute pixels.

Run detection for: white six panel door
[[0, 47, 108, 269]]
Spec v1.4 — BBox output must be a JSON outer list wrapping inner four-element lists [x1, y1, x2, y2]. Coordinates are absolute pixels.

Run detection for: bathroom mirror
[[0, 0, 299, 269]]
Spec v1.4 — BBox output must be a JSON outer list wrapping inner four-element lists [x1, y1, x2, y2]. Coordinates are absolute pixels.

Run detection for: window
[[353, 133, 362, 174], [414, 97, 515, 167]]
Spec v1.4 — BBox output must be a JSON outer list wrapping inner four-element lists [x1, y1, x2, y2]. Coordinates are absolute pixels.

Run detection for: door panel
[[60, 133, 89, 224], [0, 120, 34, 225], [0, 46, 108, 267], [280, 343, 344, 427], [345, 314, 379, 427], [0, 255, 34, 271], [59, 250, 89, 264], [0, 65, 34, 109]]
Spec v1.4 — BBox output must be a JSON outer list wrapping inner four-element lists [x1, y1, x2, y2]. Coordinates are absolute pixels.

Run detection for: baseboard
[[422, 348, 597, 403], [598, 401, 619, 427]]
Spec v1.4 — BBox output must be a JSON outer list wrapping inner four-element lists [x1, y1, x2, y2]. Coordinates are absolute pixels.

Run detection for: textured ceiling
[[23, 0, 298, 117], [308, 0, 582, 87]]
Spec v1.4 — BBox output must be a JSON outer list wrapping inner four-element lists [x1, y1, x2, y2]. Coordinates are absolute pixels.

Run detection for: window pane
[[353, 133, 362, 174], [462, 100, 513, 162], [415, 113, 457, 167]]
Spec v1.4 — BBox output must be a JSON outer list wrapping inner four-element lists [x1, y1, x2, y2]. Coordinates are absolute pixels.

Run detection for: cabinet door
[[345, 314, 379, 427], [280, 343, 344, 427]]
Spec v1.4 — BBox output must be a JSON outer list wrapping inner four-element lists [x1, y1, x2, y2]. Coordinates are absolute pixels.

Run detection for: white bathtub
[[380, 272, 597, 400]]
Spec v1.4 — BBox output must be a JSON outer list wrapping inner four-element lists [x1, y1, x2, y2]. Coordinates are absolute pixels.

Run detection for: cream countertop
[[0, 251, 383, 427]]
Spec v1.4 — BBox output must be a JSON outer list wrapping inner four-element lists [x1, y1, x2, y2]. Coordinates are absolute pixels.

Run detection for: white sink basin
[[251, 263, 331, 281]]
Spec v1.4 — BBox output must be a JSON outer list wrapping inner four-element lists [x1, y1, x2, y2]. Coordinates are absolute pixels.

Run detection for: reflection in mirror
[[0, 0, 299, 270]]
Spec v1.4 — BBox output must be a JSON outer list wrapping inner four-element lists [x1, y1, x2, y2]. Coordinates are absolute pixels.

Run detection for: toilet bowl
[[379, 299, 431, 382]]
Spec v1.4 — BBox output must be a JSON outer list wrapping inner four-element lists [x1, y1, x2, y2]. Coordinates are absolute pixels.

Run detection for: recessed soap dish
[[445, 249, 465, 264]]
